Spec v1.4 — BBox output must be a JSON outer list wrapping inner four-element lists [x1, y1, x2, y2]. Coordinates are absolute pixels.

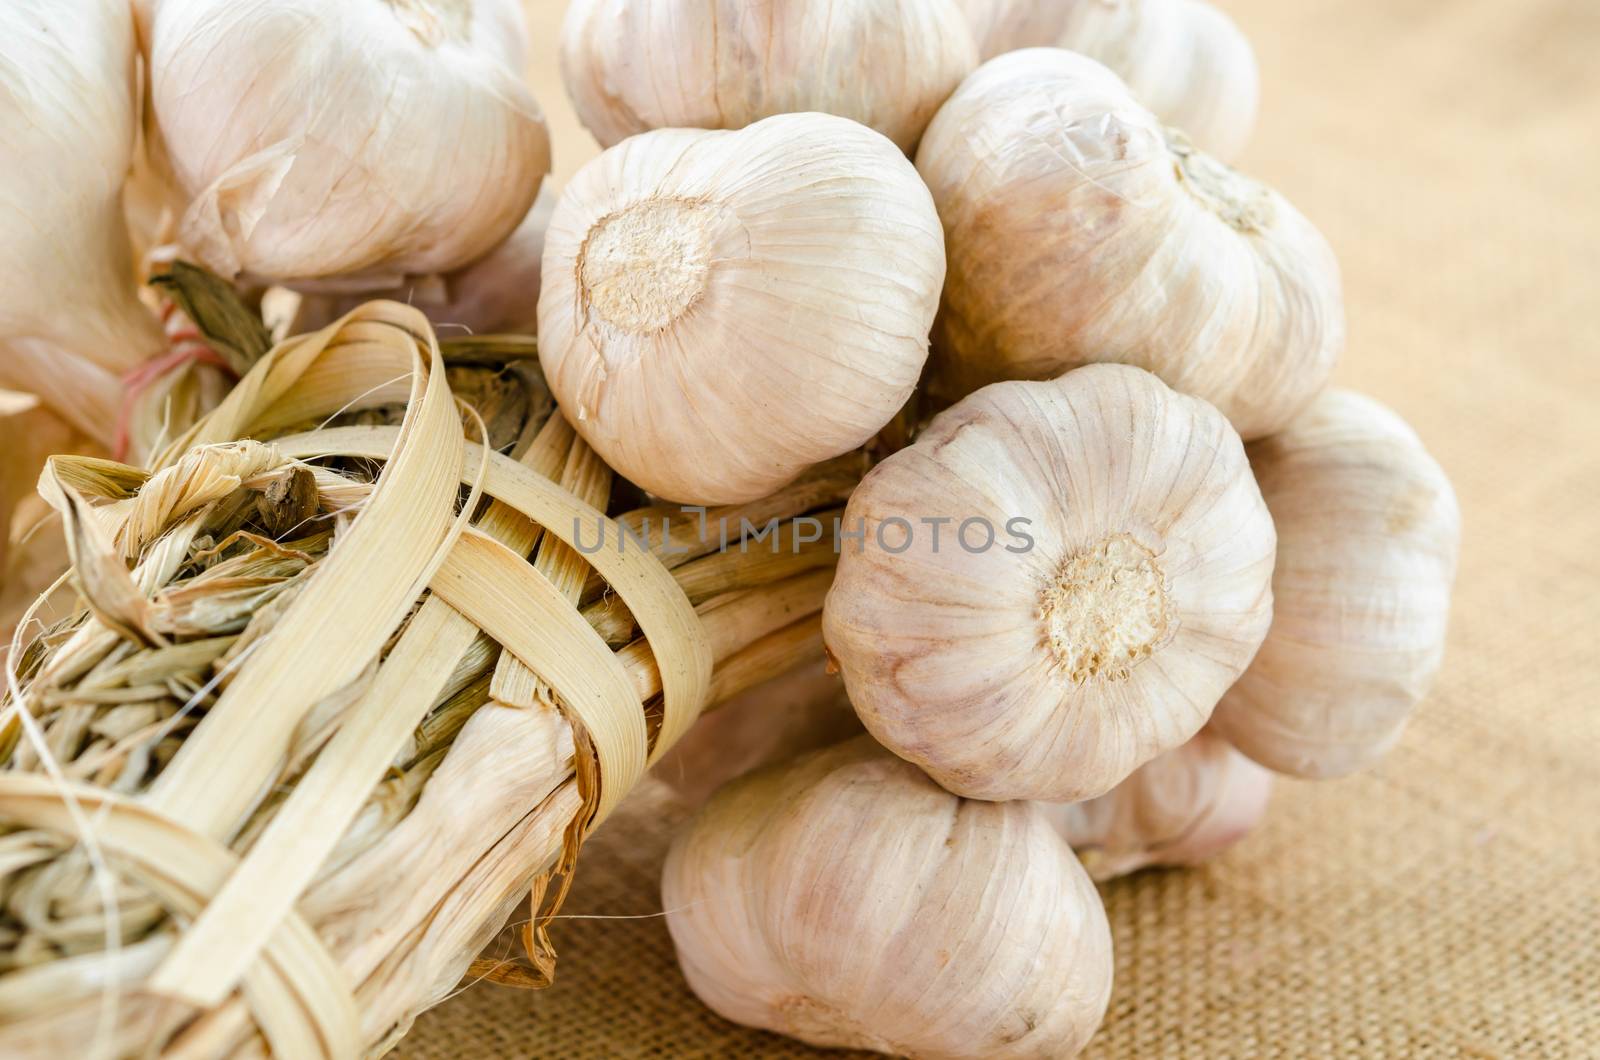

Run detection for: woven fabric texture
[[397, 0, 1600, 1055]]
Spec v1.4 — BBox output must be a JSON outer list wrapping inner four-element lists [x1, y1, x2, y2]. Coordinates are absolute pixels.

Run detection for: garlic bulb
[[1043, 728, 1271, 880], [538, 113, 944, 506], [1210, 390, 1461, 778], [560, 0, 978, 153], [916, 48, 1343, 440], [823, 364, 1276, 803], [0, 0, 165, 440], [149, 0, 551, 286], [664, 737, 1113, 1058], [293, 185, 556, 336], [956, 0, 1258, 160]]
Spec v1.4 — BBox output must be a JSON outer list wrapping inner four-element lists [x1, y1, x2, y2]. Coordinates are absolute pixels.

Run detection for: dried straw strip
[[1, 300, 820, 1054], [124, 592, 824, 1056], [583, 523, 839, 647], [430, 529, 645, 825], [147, 598, 471, 1008], [0, 775, 355, 1059], [143, 322, 692, 1010], [274, 425, 714, 762], [145, 307, 466, 841], [483, 437, 612, 979], [0, 591, 824, 1057], [5, 304, 475, 1045], [139, 307, 702, 1025], [152, 395, 567, 1009], [491, 439, 611, 710]]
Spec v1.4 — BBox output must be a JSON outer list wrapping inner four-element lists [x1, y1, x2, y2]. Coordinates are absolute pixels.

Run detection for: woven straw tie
[[5, 303, 710, 1058]]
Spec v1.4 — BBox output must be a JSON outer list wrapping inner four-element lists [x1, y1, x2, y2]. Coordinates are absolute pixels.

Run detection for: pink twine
[[112, 301, 235, 462]]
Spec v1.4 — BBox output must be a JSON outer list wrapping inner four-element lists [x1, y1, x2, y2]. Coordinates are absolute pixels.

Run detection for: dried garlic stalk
[[0, 307, 854, 1057]]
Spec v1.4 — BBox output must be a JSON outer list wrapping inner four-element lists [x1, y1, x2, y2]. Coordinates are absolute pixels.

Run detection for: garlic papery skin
[[293, 184, 555, 336], [538, 113, 944, 506], [1210, 390, 1461, 778], [663, 737, 1113, 1058], [822, 364, 1276, 803], [956, 0, 1258, 160], [149, 0, 551, 287], [1042, 728, 1271, 881], [559, 0, 978, 154], [0, 0, 165, 438], [915, 48, 1343, 441]]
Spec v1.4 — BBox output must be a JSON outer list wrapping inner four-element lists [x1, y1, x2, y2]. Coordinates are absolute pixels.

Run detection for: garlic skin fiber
[[956, 0, 1259, 160], [916, 49, 1343, 440], [1211, 390, 1461, 778], [538, 113, 944, 506], [1043, 728, 1271, 881], [0, 0, 165, 440], [664, 738, 1113, 1058], [560, 0, 978, 153], [149, 0, 551, 286], [823, 365, 1276, 803]]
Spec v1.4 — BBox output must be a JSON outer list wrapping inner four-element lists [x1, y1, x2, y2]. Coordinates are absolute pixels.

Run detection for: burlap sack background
[[399, 0, 1600, 1055]]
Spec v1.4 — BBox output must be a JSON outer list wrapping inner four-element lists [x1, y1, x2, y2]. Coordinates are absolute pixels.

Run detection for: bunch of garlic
[[664, 737, 1113, 1058], [538, 112, 944, 506], [955, 0, 1259, 159], [147, 0, 551, 287], [1211, 390, 1461, 777], [916, 48, 1343, 440], [0, 0, 165, 443], [1043, 728, 1272, 881], [560, 0, 978, 153], [293, 186, 556, 336], [823, 364, 1276, 803]]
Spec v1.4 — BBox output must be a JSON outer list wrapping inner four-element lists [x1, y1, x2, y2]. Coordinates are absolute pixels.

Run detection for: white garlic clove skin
[[538, 113, 944, 506], [664, 737, 1113, 1059], [1210, 390, 1462, 778], [149, 0, 551, 287], [291, 185, 556, 336], [823, 364, 1276, 803], [956, 0, 1259, 160], [0, 0, 166, 437], [560, 0, 978, 154], [915, 48, 1344, 441], [1043, 728, 1272, 881]]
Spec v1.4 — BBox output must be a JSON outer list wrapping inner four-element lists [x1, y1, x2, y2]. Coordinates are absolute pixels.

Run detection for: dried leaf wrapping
[[0, 299, 846, 1057]]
